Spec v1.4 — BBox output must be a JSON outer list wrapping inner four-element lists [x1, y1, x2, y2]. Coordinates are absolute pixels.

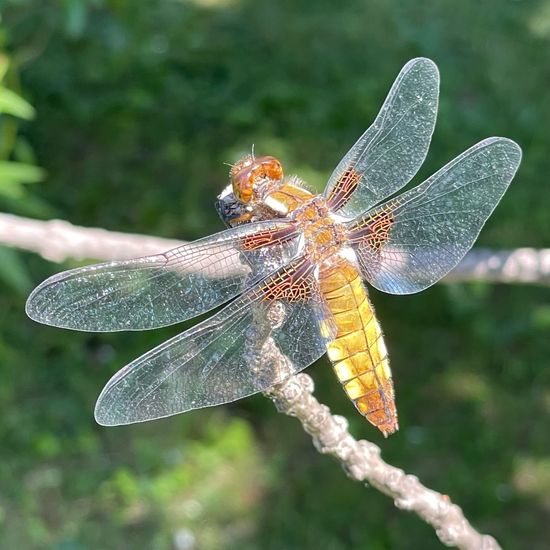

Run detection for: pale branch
[[265, 374, 501, 550], [4, 211, 542, 549], [0, 213, 183, 262], [443, 247, 550, 286], [1, 213, 548, 285]]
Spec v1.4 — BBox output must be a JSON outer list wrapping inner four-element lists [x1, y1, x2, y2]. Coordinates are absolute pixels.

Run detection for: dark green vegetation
[[1, 1, 549, 548]]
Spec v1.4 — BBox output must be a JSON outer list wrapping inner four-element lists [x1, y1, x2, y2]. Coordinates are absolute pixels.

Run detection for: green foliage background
[[1, 1, 549, 548]]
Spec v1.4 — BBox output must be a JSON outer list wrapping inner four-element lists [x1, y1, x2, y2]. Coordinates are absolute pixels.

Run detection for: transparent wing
[[26, 220, 300, 331], [347, 137, 522, 294], [94, 258, 336, 426], [324, 58, 439, 218]]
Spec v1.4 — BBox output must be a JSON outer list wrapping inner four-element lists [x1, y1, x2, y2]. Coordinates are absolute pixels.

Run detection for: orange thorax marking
[[292, 198, 346, 264], [266, 182, 314, 214]]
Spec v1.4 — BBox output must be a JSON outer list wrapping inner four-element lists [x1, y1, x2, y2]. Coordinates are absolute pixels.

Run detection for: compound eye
[[230, 155, 284, 204], [262, 157, 283, 181], [232, 174, 254, 203]]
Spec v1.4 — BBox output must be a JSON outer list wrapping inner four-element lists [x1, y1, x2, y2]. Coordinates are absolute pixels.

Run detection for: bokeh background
[[1, 1, 549, 548]]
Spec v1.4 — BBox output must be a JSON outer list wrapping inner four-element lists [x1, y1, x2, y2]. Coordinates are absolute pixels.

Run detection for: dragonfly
[[26, 58, 521, 436]]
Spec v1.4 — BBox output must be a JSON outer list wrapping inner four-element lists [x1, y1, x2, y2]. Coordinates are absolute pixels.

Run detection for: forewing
[[26, 220, 300, 331], [94, 258, 336, 426], [347, 137, 522, 294], [324, 58, 439, 218]]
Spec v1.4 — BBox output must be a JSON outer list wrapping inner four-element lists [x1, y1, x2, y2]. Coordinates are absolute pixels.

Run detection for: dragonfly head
[[230, 155, 284, 204], [215, 185, 253, 227]]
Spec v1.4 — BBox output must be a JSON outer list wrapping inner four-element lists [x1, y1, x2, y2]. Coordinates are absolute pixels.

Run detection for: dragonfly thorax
[[292, 197, 347, 263]]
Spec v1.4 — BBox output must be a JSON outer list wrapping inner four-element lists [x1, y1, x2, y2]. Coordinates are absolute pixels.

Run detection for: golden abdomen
[[319, 257, 398, 437]]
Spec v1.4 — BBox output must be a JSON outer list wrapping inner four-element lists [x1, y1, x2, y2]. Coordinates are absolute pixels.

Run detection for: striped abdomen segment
[[319, 258, 398, 437]]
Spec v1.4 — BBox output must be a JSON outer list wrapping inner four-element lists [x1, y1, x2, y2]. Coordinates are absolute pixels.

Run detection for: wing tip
[[25, 286, 41, 322], [94, 411, 116, 427], [94, 397, 180, 427], [24, 280, 96, 331], [94, 396, 129, 427], [25, 271, 84, 329], [94, 414, 127, 427], [25, 277, 55, 325], [404, 57, 440, 80], [478, 136, 523, 172]]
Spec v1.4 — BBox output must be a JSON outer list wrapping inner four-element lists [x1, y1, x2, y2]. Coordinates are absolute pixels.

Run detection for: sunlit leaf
[[0, 54, 9, 82], [0, 161, 45, 186], [0, 180, 25, 198], [64, 0, 88, 38], [0, 87, 35, 120]]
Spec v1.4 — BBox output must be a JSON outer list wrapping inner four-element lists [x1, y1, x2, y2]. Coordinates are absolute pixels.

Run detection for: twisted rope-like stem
[[4, 211, 547, 549]]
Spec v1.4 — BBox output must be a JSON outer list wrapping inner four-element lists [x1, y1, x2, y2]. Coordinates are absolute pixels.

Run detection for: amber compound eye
[[230, 155, 284, 204], [231, 172, 254, 204], [258, 156, 283, 182], [230, 155, 254, 204]]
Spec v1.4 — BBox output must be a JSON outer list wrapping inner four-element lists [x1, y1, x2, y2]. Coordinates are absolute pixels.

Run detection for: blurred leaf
[[13, 137, 37, 165], [0, 179, 25, 198], [0, 53, 8, 82], [0, 87, 35, 120], [63, 0, 88, 39], [0, 191, 56, 218], [0, 245, 32, 294], [0, 115, 18, 160], [0, 160, 44, 187]]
